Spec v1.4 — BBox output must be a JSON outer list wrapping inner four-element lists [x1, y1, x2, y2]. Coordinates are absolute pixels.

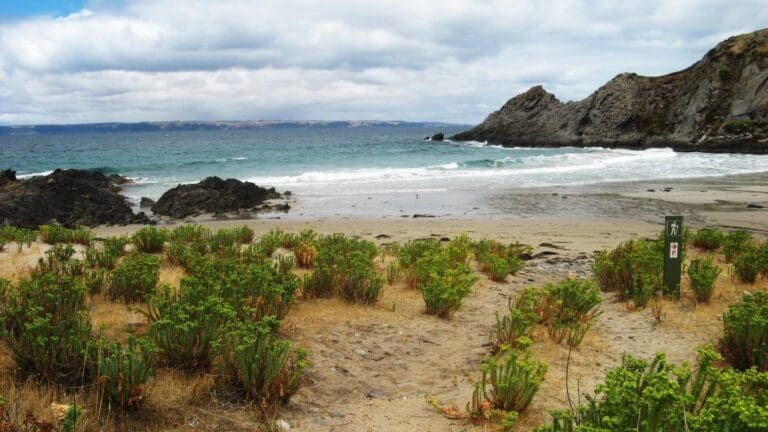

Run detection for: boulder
[[151, 176, 282, 218], [430, 132, 445, 141], [0, 169, 16, 186], [0, 169, 151, 228], [140, 197, 156, 208]]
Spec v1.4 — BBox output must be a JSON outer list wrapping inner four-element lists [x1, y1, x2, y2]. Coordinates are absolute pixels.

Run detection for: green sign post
[[663, 216, 683, 298]]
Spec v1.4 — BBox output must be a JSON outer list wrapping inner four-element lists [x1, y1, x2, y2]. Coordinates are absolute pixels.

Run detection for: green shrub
[[84, 245, 120, 269], [94, 336, 156, 410], [164, 240, 191, 266], [535, 346, 768, 432], [82, 268, 109, 295], [209, 228, 244, 255], [398, 238, 441, 270], [469, 347, 547, 415], [301, 234, 382, 304], [34, 244, 85, 277], [257, 228, 286, 256], [39, 224, 73, 244], [593, 238, 665, 301], [446, 233, 472, 266], [70, 226, 94, 246], [733, 247, 761, 284], [489, 306, 537, 352], [103, 235, 130, 255], [169, 224, 211, 243], [539, 279, 601, 347], [0, 272, 92, 384], [214, 317, 308, 405], [131, 226, 168, 253], [273, 254, 295, 275], [722, 229, 754, 263], [692, 228, 725, 251], [721, 292, 768, 371], [480, 253, 523, 282], [145, 284, 232, 370], [109, 253, 160, 302], [687, 256, 722, 303], [418, 251, 478, 317], [386, 260, 401, 284], [0, 225, 37, 252], [338, 253, 384, 304]]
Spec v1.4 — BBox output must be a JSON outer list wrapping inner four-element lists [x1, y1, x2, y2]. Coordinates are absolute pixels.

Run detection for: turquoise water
[[2, 125, 768, 216]]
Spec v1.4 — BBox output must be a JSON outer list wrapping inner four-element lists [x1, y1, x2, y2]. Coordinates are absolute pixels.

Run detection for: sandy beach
[[1, 173, 767, 431]]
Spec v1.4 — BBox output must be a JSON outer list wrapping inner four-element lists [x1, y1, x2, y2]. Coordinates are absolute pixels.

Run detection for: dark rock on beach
[[452, 29, 768, 154], [430, 132, 445, 141], [140, 197, 156, 208], [0, 169, 16, 186], [151, 176, 282, 218], [0, 169, 151, 228]]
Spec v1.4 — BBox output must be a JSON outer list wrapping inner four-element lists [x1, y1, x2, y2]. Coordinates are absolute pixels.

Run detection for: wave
[[243, 147, 768, 190]]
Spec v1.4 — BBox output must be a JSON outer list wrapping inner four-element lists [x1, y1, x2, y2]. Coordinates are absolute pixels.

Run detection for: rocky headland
[[452, 28, 768, 153], [0, 169, 151, 228]]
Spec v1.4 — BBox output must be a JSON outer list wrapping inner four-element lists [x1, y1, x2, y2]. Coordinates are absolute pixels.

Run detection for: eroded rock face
[[0, 169, 151, 228], [452, 29, 768, 153], [151, 176, 282, 218]]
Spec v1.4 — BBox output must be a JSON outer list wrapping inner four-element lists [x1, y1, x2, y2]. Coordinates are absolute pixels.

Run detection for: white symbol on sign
[[670, 242, 679, 259], [668, 221, 680, 236]]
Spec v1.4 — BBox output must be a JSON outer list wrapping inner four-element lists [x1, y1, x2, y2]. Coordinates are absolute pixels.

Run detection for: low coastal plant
[[103, 235, 130, 256], [169, 224, 211, 243], [732, 247, 761, 283], [273, 254, 296, 275], [686, 256, 722, 303], [692, 228, 725, 251], [473, 239, 527, 282], [721, 292, 768, 371], [489, 306, 537, 352], [84, 244, 121, 269], [0, 272, 92, 385], [70, 225, 95, 246], [469, 346, 547, 415], [538, 279, 602, 346], [296, 242, 317, 268], [398, 238, 441, 271], [446, 233, 472, 266], [301, 234, 382, 304], [214, 317, 308, 405], [131, 226, 168, 253], [82, 268, 110, 295], [109, 253, 161, 302], [417, 251, 478, 317], [39, 224, 73, 244], [534, 346, 768, 432], [0, 225, 37, 252], [386, 260, 401, 284], [722, 229, 754, 263], [257, 228, 286, 256], [592, 238, 665, 303], [94, 336, 156, 410]]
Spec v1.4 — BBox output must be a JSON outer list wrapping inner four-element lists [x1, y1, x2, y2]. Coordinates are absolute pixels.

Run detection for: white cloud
[[0, 0, 766, 124]]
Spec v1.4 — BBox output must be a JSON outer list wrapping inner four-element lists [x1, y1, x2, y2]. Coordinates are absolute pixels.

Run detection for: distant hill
[[452, 28, 768, 154], [0, 120, 463, 135]]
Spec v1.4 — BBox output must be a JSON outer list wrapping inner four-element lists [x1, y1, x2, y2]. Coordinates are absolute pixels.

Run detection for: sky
[[0, 1, 766, 125]]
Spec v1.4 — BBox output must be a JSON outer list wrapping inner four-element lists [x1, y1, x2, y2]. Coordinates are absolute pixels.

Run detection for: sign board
[[663, 216, 683, 298]]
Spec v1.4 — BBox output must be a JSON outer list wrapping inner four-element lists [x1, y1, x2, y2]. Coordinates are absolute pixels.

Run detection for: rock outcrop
[[0, 169, 151, 228], [452, 29, 768, 153], [151, 176, 283, 218]]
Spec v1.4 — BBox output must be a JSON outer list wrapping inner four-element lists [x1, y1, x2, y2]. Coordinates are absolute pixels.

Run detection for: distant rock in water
[[0, 169, 151, 228], [452, 28, 768, 154], [431, 132, 445, 141], [151, 176, 283, 218]]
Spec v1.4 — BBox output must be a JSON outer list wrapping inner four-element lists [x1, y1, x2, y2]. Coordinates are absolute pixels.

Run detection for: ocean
[[2, 124, 768, 218]]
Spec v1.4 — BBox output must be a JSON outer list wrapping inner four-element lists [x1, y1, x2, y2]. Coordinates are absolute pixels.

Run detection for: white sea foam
[[16, 170, 54, 179], [243, 147, 768, 196]]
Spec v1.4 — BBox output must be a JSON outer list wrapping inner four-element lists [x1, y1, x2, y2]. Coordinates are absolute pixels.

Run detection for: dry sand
[[1, 175, 767, 431]]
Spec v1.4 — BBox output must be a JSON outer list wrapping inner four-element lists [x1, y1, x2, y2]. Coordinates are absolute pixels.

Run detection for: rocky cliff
[[452, 29, 768, 153]]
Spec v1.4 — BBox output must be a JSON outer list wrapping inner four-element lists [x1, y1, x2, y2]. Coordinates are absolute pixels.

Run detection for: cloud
[[0, 0, 766, 124]]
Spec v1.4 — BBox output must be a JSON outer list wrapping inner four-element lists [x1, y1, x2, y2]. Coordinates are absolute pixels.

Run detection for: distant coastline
[[0, 120, 466, 135]]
